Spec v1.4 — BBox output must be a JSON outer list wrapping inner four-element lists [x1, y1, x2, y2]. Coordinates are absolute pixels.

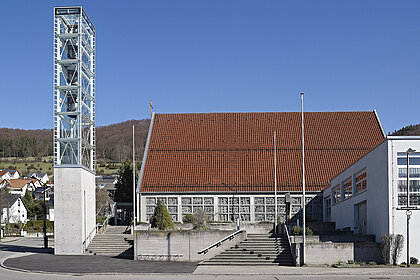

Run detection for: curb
[[0, 237, 23, 244]]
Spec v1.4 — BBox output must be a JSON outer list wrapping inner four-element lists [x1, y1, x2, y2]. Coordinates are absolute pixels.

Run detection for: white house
[[324, 136, 420, 263], [5, 179, 36, 196], [26, 172, 49, 184], [0, 171, 11, 180], [8, 170, 20, 179], [0, 194, 28, 224]]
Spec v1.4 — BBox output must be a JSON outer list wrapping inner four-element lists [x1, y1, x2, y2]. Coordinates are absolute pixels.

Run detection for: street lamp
[[405, 148, 416, 267], [31, 176, 48, 249]]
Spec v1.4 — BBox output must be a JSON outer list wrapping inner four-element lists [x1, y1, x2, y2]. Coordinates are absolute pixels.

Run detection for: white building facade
[[324, 136, 420, 263], [1, 195, 28, 224]]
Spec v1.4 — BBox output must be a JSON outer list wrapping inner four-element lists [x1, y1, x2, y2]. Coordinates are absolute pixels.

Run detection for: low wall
[[292, 241, 381, 266], [244, 223, 274, 234], [305, 242, 353, 265], [135, 229, 245, 262]]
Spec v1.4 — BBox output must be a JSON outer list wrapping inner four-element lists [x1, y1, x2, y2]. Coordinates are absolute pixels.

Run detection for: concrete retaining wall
[[292, 241, 381, 266], [135, 229, 245, 262]]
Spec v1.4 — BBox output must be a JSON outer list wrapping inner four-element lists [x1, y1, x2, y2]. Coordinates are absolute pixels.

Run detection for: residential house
[[26, 172, 49, 184], [0, 171, 11, 181], [5, 179, 36, 196], [0, 194, 28, 224], [7, 170, 20, 179]]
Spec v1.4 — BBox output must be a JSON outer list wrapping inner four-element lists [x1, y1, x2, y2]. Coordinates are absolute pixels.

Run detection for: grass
[[0, 157, 125, 176]]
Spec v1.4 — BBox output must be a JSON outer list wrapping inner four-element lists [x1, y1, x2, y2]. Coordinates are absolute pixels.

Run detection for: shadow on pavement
[[0, 244, 54, 254], [3, 254, 198, 274]]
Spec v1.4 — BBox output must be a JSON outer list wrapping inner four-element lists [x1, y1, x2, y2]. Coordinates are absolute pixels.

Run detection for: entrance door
[[357, 201, 367, 235]]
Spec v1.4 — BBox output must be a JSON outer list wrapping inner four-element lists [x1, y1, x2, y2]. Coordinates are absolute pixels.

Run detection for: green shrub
[[150, 200, 174, 230], [183, 214, 194, 224], [24, 220, 54, 232], [291, 226, 313, 235], [411, 257, 418, 265]]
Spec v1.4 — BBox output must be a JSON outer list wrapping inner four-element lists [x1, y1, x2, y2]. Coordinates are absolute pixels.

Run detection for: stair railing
[[198, 228, 244, 255], [83, 215, 112, 253], [97, 215, 111, 234], [282, 223, 296, 266], [83, 224, 99, 253]]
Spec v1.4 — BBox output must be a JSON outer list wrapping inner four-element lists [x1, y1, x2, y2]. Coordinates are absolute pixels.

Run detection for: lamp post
[[406, 148, 415, 267], [300, 92, 306, 265], [31, 176, 48, 249]]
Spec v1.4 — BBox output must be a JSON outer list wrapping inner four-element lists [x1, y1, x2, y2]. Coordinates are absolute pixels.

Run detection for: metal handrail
[[83, 215, 112, 252], [198, 229, 244, 255], [83, 224, 98, 252], [97, 215, 110, 234], [283, 223, 296, 266]]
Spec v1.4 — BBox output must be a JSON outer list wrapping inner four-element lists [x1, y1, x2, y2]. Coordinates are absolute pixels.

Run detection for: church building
[[137, 111, 385, 224]]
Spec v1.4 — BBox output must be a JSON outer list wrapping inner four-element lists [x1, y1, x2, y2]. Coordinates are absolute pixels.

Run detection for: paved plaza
[[1, 237, 420, 280]]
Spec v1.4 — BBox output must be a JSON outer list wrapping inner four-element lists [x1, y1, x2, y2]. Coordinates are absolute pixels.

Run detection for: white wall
[[325, 138, 420, 263], [1, 198, 27, 224], [388, 138, 420, 263], [54, 167, 96, 255], [326, 141, 389, 238]]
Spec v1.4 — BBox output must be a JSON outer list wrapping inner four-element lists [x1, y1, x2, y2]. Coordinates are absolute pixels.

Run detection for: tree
[[23, 190, 44, 220], [96, 188, 113, 216], [114, 161, 138, 202], [150, 200, 174, 230]]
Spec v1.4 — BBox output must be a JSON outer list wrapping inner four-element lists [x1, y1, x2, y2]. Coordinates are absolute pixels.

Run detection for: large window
[[183, 197, 214, 221], [333, 185, 341, 204], [219, 196, 250, 222], [146, 197, 178, 222], [343, 179, 352, 199], [356, 171, 367, 193], [325, 196, 331, 220], [397, 153, 420, 206]]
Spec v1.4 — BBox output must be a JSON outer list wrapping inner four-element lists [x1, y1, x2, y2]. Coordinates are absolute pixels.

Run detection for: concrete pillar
[[54, 167, 95, 255]]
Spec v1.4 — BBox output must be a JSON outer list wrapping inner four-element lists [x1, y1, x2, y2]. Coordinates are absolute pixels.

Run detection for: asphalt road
[[1, 237, 420, 280]]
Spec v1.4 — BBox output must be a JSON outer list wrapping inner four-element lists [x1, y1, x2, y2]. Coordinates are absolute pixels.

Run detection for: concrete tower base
[[54, 166, 96, 255]]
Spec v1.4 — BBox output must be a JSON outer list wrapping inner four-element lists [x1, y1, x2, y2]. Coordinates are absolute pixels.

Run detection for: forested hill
[[1, 120, 418, 161], [0, 119, 150, 161], [390, 124, 420, 136]]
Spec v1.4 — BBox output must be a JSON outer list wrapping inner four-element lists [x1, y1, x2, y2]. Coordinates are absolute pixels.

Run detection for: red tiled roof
[[140, 112, 385, 193], [7, 179, 32, 189], [0, 170, 9, 176]]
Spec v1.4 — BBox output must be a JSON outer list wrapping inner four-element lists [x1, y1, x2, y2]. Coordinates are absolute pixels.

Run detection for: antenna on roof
[[149, 100, 153, 118]]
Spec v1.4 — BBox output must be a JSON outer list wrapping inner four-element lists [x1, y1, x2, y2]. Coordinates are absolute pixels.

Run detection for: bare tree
[[391, 234, 404, 265]]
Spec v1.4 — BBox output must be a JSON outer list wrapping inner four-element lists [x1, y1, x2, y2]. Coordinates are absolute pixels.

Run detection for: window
[[356, 172, 367, 192], [325, 196, 331, 219], [333, 185, 341, 203], [397, 153, 420, 206], [146, 197, 178, 222], [343, 179, 352, 199]]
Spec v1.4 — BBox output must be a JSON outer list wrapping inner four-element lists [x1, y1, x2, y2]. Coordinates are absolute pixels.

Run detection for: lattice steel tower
[[54, 6, 95, 169], [53, 6, 96, 255]]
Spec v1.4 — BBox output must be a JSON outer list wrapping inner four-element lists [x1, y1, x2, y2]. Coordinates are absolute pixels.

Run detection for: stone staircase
[[201, 233, 294, 266], [86, 226, 134, 258]]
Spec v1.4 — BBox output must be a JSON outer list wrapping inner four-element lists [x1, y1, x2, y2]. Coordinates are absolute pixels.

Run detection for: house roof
[[7, 179, 33, 189], [139, 111, 386, 193], [0, 193, 20, 207], [0, 170, 9, 176]]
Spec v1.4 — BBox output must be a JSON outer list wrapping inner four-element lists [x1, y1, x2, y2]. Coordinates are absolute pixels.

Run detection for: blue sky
[[1, 0, 419, 133]]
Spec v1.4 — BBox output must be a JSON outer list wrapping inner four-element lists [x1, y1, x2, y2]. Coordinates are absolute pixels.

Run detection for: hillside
[[0, 119, 150, 162], [390, 124, 420, 136]]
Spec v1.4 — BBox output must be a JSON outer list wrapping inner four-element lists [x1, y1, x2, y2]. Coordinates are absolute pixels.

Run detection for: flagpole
[[133, 124, 136, 229], [301, 92, 306, 265], [274, 130, 277, 234]]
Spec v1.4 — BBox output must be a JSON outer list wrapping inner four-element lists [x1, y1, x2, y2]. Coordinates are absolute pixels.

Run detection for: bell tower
[[53, 6, 96, 255]]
